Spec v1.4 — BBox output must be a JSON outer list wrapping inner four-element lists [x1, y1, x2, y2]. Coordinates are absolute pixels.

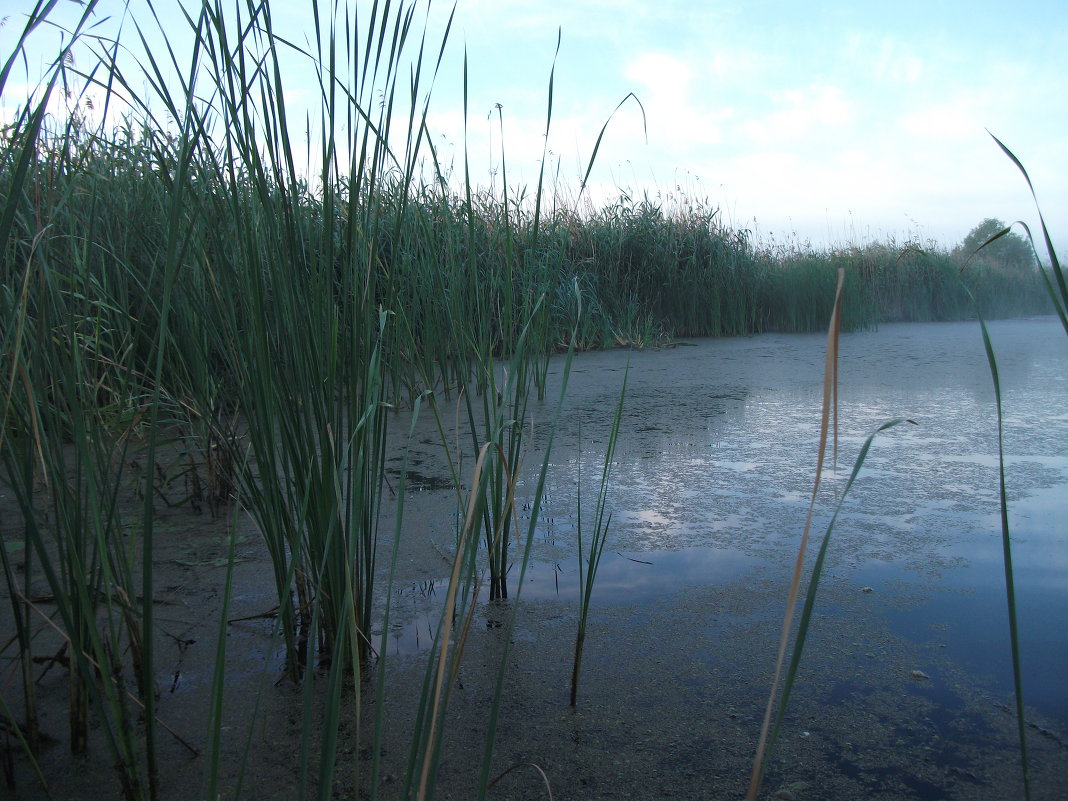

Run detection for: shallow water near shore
[[391, 315, 1068, 715], [4, 316, 1067, 800], [370, 315, 1067, 799]]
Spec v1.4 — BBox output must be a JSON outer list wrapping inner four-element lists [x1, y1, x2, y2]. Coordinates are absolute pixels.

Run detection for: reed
[[0, 2, 1060, 799], [404, 439, 494, 801], [570, 364, 627, 707], [953, 134, 1065, 801], [988, 134, 1065, 327], [745, 269, 912, 799], [0, 5, 204, 798], [747, 138, 1061, 799], [461, 305, 543, 601]]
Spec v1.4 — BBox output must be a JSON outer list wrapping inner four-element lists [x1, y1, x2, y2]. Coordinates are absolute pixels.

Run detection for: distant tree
[[955, 218, 1035, 272]]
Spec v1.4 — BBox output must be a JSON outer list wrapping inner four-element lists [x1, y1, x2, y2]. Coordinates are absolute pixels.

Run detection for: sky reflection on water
[[388, 317, 1068, 726], [538, 317, 1068, 723]]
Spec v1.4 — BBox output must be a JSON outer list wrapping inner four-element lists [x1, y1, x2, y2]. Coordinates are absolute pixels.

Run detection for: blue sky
[[4, 0, 1066, 253]]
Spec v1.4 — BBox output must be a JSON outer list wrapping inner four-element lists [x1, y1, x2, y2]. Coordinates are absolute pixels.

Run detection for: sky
[[3, 0, 1066, 254]]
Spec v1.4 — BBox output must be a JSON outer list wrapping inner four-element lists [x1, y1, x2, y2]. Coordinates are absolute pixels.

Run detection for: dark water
[[388, 316, 1068, 729]]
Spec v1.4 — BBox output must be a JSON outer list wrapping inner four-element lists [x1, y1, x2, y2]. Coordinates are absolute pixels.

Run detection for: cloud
[[897, 97, 983, 141], [843, 33, 926, 85], [618, 51, 733, 151], [704, 47, 770, 82], [623, 51, 694, 120], [445, 0, 650, 42], [738, 84, 854, 146], [423, 102, 616, 191]]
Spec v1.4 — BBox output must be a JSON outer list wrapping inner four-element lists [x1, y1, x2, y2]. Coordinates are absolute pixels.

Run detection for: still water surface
[[392, 316, 1067, 728]]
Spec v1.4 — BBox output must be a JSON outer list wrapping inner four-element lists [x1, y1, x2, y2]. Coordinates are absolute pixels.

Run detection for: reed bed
[[0, 1, 1057, 800]]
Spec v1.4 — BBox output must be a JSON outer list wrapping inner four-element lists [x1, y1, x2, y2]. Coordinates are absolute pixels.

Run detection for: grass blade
[[571, 363, 628, 706], [987, 131, 1065, 322], [977, 312, 1032, 799], [748, 268, 846, 799]]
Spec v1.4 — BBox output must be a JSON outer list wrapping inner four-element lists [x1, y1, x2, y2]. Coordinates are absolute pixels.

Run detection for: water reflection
[[388, 317, 1068, 726], [379, 546, 762, 656], [541, 317, 1068, 724], [519, 546, 763, 603]]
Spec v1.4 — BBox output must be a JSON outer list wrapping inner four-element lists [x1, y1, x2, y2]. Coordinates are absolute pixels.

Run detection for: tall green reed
[[1, 3, 1059, 799], [472, 280, 584, 801], [0, 3, 202, 797], [461, 306, 540, 601], [2, 2, 430, 798], [948, 133, 1065, 801], [570, 364, 626, 707], [987, 134, 1065, 327]]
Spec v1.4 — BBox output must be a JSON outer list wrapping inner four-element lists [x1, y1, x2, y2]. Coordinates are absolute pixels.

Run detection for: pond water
[[530, 315, 1068, 726], [376, 315, 1067, 800], [7, 316, 1066, 801]]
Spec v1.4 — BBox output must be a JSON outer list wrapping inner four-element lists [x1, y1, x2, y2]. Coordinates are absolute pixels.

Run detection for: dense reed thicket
[[1, 120, 1049, 390]]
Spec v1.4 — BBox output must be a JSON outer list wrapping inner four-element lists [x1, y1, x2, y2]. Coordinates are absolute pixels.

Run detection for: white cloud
[[865, 36, 926, 84], [623, 52, 693, 110], [739, 84, 854, 146], [616, 51, 730, 152], [704, 47, 770, 82], [897, 97, 983, 141]]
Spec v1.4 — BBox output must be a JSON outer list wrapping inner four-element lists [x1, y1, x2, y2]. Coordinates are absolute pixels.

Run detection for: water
[[386, 316, 1068, 730], [11, 317, 1063, 800]]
